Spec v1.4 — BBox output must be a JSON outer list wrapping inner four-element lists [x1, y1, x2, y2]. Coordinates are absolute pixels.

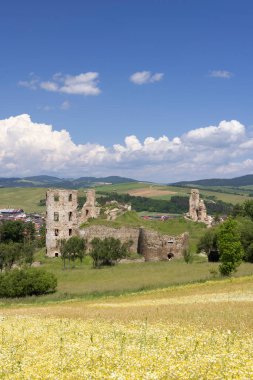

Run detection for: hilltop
[[170, 174, 253, 187], [0, 175, 139, 188]]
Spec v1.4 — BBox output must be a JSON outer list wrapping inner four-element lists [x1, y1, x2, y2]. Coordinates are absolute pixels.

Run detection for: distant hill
[[0, 175, 138, 189], [170, 174, 253, 187]]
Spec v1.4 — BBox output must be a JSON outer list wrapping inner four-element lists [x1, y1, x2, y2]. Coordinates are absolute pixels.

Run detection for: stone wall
[[79, 225, 189, 261], [79, 225, 139, 253], [46, 189, 78, 257], [80, 189, 100, 223], [138, 228, 189, 261]]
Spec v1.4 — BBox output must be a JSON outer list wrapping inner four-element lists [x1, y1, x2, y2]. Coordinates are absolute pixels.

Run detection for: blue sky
[[0, 0, 253, 181]]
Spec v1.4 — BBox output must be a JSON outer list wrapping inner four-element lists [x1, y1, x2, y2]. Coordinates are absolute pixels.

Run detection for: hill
[[0, 175, 138, 188], [171, 174, 253, 187]]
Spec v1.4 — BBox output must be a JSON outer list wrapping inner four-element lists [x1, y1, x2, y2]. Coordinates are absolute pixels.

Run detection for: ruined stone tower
[[80, 189, 100, 223], [188, 188, 210, 224], [46, 189, 78, 257]]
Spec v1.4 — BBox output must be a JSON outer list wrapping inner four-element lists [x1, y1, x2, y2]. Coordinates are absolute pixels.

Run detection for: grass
[[82, 211, 207, 251], [0, 183, 249, 215], [0, 188, 45, 213], [1, 247, 253, 306]]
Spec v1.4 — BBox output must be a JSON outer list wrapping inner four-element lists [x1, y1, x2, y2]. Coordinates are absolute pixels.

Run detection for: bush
[[90, 237, 131, 268], [0, 269, 57, 298]]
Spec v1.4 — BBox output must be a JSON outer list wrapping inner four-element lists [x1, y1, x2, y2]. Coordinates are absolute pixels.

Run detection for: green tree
[[217, 218, 244, 276], [0, 221, 25, 243], [0, 242, 23, 271], [90, 237, 131, 268], [38, 223, 46, 247], [197, 228, 219, 261], [60, 237, 87, 269], [183, 248, 193, 264], [24, 222, 36, 243], [243, 200, 253, 220]]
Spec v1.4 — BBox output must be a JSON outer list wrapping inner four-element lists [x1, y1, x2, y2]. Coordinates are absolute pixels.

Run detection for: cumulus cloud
[[19, 72, 101, 96], [209, 70, 233, 79], [0, 115, 252, 181], [130, 71, 164, 85]]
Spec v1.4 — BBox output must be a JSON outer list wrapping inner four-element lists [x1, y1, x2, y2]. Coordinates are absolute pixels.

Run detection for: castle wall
[[79, 225, 139, 253], [46, 189, 78, 257], [138, 228, 189, 261]]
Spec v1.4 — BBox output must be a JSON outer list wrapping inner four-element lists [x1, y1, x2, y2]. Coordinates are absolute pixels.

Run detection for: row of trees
[[59, 236, 131, 269], [197, 200, 253, 276]]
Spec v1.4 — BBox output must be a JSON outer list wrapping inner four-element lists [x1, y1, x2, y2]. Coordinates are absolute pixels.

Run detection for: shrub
[[90, 237, 131, 268], [0, 269, 57, 298]]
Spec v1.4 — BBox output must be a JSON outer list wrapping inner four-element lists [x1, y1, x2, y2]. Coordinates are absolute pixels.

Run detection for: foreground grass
[[1, 276, 253, 379], [2, 250, 253, 305]]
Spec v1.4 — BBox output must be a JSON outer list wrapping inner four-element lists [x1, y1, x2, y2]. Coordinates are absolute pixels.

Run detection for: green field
[[0, 187, 46, 212], [0, 183, 250, 214]]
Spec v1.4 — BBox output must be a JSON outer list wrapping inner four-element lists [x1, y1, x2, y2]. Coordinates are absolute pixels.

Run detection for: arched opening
[[167, 253, 174, 260], [55, 252, 59, 257]]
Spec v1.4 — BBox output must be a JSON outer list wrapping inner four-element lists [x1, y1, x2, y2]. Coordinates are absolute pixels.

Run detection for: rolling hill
[[170, 174, 253, 187], [0, 175, 138, 188]]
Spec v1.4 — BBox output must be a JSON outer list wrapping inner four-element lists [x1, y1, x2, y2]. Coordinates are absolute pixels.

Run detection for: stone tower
[[189, 189, 200, 221], [46, 189, 78, 257], [80, 189, 100, 223], [188, 188, 210, 224]]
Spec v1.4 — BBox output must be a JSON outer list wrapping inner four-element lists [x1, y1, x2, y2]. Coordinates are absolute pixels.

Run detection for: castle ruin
[[46, 188, 189, 260], [46, 189, 78, 257], [187, 189, 212, 225], [80, 189, 100, 223]]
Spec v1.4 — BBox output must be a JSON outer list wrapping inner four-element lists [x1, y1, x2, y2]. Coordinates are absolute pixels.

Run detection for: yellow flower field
[[1, 276, 253, 379], [1, 316, 253, 379]]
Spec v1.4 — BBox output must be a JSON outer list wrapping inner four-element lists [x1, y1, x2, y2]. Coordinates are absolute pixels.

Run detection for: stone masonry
[[46, 188, 189, 260], [138, 228, 189, 261], [188, 189, 208, 222], [46, 189, 78, 257], [79, 225, 139, 253], [80, 189, 100, 223]]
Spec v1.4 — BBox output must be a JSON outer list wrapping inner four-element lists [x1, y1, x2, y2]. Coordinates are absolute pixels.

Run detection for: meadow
[[0, 183, 250, 214], [1, 275, 253, 379]]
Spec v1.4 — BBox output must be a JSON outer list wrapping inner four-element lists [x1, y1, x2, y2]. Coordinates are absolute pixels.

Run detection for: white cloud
[[19, 72, 101, 96], [209, 70, 233, 79], [60, 101, 70, 110], [185, 120, 245, 146], [130, 71, 164, 85], [0, 115, 252, 181]]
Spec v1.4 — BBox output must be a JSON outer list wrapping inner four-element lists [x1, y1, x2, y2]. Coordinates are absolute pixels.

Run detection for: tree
[[0, 221, 25, 243], [183, 248, 193, 264], [0, 242, 23, 271], [90, 237, 131, 268], [24, 222, 36, 243], [217, 218, 244, 276], [197, 228, 219, 261], [60, 237, 87, 269], [243, 200, 253, 220]]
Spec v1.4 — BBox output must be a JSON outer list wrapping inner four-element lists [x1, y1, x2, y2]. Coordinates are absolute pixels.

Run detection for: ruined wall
[[79, 225, 139, 253], [189, 189, 200, 221], [80, 189, 100, 223], [138, 228, 189, 261], [188, 188, 211, 225], [79, 225, 189, 261], [46, 189, 78, 257], [46, 187, 189, 261]]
